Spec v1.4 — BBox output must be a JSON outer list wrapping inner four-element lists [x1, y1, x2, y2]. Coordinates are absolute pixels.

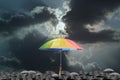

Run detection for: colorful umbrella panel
[[39, 38, 83, 51]]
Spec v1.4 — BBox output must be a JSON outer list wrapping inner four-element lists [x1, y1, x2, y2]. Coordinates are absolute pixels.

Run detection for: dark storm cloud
[[0, 7, 56, 33], [63, 0, 120, 42], [65, 0, 120, 24], [0, 56, 21, 68], [0, 0, 45, 12], [0, 0, 64, 12], [67, 22, 117, 43]]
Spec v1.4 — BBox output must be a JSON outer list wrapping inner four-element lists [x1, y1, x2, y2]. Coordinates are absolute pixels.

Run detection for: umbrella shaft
[[60, 51, 62, 67], [59, 51, 62, 78]]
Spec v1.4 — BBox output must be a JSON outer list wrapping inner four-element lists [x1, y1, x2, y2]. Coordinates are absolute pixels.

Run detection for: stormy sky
[[0, 0, 120, 72]]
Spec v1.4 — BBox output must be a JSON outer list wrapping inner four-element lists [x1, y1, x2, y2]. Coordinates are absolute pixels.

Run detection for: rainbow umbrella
[[39, 38, 83, 78]]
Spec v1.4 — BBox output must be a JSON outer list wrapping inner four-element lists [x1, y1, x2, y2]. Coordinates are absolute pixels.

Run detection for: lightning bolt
[[49, 1, 71, 38]]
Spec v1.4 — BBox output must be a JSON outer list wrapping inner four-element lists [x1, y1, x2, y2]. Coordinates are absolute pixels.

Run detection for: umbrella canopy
[[109, 72, 120, 76], [39, 38, 83, 51], [21, 70, 36, 74], [70, 72, 79, 76], [104, 68, 114, 73], [21, 70, 29, 74], [51, 73, 59, 78], [28, 70, 36, 74], [36, 72, 43, 76]]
